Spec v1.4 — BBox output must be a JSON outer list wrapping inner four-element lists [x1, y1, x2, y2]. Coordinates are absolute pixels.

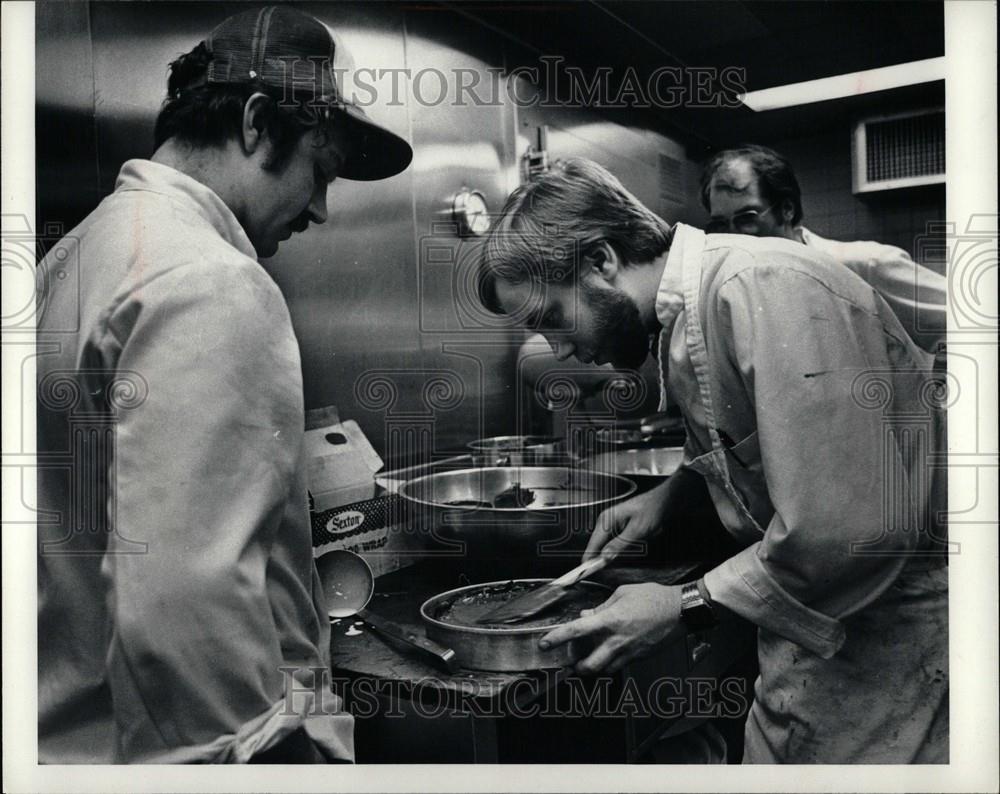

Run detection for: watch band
[[680, 581, 717, 632]]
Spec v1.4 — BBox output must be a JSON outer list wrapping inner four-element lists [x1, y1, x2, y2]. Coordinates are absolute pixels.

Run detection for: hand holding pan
[[316, 549, 458, 674]]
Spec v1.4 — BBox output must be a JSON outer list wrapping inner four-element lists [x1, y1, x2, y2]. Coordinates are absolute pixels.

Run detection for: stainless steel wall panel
[[36, 2, 102, 237], [36, 1, 700, 465], [512, 77, 705, 225], [88, 2, 250, 194], [394, 9, 522, 455], [260, 4, 420, 456]]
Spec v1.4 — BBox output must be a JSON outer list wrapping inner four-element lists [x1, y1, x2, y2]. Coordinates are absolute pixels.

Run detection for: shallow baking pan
[[420, 579, 612, 671]]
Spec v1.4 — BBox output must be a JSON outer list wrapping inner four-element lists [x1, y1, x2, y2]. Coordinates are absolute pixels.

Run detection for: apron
[[672, 229, 949, 764]]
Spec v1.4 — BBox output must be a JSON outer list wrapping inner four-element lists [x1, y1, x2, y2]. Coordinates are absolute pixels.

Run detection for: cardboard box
[[304, 406, 383, 512], [311, 494, 424, 578]]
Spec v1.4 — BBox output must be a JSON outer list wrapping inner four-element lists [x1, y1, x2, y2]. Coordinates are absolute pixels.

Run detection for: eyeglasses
[[705, 205, 776, 234]]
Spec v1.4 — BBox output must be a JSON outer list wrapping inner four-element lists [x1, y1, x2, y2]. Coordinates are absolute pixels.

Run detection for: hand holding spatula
[[475, 555, 610, 625]]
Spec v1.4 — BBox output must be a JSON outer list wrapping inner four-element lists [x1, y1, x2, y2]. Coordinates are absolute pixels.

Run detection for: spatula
[[475, 555, 609, 625]]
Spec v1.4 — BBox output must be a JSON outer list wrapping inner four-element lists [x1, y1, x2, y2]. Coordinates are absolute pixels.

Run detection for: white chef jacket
[[799, 227, 947, 354], [655, 226, 948, 763], [36, 160, 353, 763]]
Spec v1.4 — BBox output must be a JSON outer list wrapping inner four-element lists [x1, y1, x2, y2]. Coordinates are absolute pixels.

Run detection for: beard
[[580, 280, 651, 371]]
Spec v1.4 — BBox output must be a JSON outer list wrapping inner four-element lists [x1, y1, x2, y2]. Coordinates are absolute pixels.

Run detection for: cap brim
[[335, 104, 413, 181]]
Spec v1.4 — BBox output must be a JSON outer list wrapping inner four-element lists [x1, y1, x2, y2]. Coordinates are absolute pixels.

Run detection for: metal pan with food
[[420, 579, 611, 671], [396, 466, 636, 560]]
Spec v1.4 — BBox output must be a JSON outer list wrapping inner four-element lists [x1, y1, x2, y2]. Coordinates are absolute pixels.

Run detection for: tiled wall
[[769, 130, 947, 274]]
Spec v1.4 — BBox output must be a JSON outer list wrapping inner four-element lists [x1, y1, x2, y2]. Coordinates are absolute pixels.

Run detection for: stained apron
[[672, 228, 949, 764]]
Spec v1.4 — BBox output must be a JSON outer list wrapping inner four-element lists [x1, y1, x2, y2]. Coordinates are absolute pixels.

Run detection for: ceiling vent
[[852, 108, 945, 193]]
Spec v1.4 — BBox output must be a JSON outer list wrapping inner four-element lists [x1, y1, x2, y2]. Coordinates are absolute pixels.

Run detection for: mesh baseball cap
[[203, 5, 412, 181]]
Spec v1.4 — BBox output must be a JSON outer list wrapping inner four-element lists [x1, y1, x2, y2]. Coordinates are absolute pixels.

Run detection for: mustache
[[290, 214, 311, 234]]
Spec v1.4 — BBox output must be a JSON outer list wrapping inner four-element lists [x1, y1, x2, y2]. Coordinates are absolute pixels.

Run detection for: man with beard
[[477, 158, 948, 763]]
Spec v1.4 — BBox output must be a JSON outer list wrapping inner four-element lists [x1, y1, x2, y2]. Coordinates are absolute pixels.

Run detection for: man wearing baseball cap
[[36, 6, 411, 763]]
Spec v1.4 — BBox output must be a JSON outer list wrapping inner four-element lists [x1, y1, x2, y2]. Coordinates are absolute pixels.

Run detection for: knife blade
[[475, 556, 609, 625]]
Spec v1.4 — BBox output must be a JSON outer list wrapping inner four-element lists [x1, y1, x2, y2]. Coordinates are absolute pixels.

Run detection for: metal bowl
[[583, 446, 685, 493], [420, 579, 612, 671], [467, 435, 570, 467], [592, 427, 649, 448], [590, 412, 686, 450], [397, 466, 637, 560]]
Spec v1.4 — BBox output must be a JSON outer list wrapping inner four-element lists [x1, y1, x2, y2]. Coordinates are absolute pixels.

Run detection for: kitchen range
[[309, 430, 755, 763]]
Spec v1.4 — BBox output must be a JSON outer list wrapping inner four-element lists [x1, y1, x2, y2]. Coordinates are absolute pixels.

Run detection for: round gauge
[[452, 188, 491, 237]]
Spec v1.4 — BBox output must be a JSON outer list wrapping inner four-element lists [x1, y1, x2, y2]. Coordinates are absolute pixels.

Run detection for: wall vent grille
[[853, 109, 945, 193]]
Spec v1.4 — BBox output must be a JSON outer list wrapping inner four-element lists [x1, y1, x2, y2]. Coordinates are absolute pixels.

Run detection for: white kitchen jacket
[[36, 160, 354, 763]]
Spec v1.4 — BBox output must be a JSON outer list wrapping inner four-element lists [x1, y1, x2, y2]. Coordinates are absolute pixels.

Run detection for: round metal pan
[[420, 579, 612, 671], [467, 435, 571, 467], [583, 446, 685, 492], [589, 411, 686, 450], [397, 466, 637, 560]]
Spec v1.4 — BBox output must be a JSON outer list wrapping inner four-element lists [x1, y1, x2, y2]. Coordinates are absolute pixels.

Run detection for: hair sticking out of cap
[[155, 5, 412, 180]]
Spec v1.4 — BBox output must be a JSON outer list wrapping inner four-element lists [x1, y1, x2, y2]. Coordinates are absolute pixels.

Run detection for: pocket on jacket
[[724, 430, 760, 471]]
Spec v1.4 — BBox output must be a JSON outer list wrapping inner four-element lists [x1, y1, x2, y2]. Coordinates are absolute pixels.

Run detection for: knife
[[348, 608, 459, 675], [475, 556, 609, 625]]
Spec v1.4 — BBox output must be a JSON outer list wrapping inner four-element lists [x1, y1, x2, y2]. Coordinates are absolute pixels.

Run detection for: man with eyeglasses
[[477, 158, 949, 764], [700, 144, 947, 354]]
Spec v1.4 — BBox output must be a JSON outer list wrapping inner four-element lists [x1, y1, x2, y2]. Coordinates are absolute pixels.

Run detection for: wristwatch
[[679, 580, 717, 632]]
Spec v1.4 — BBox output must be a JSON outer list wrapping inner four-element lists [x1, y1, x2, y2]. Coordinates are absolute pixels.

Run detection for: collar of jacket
[[654, 222, 696, 335], [114, 159, 257, 260]]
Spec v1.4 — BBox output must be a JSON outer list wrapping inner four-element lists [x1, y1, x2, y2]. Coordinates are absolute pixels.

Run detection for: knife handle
[[550, 555, 608, 588], [358, 609, 458, 674]]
